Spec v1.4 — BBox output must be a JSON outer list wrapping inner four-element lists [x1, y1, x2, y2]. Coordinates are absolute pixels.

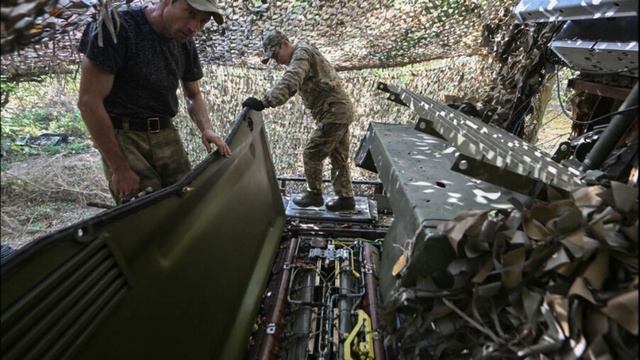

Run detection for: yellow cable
[[344, 309, 365, 360], [359, 310, 375, 360], [344, 310, 376, 360], [350, 247, 361, 279]]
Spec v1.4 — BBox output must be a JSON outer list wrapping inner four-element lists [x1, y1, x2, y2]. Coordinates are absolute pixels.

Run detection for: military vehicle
[[1, 0, 637, 359]]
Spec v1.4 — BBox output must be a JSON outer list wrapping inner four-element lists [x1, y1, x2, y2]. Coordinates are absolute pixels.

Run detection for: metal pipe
[[318, 282, 333, 360], [289, 269, 314, 360], [258, 237, 299, 360], [325, 244, 366, 359], [318, 242, 334, 360], [338, 257, 354, 359], [321, 243, 368, 360], [363, 244, 385, 360], [581, 82, 639, 171]]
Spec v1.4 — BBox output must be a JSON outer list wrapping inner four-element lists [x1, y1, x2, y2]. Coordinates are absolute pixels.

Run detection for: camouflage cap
[[261, 30, 289, 64], [185, 0, 225, 25]]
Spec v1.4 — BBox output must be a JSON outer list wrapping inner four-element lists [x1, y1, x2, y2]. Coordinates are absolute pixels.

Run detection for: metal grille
[[1, 239, 127, 360]]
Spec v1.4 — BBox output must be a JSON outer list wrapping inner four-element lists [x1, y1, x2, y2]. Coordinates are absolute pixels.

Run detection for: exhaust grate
[[1, 239, 127, 360]]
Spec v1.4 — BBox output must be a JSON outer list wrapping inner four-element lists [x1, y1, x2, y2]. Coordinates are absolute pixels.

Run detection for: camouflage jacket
[[261, 43, 354, 123]]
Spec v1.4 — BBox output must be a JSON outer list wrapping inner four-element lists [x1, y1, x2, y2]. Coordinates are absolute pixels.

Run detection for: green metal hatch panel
[[1, 110, 285, 360]]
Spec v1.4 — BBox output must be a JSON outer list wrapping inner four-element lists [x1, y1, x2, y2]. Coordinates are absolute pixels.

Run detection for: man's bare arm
[[182, 80, 231, 157], [77, 56, 140, 198]]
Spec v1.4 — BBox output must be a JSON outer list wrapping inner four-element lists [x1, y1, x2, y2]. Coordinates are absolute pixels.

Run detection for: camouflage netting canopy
[[5, 0, 567, 182], [1, 0, 515, 75]]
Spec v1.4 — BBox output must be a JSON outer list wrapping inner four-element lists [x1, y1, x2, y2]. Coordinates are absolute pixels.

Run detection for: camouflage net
[[1, 0, 516, 75], [1, 0, 574, 194], [174, 55, 497, 183], [387, 181, 638, 358], [2, 0, 571, 185], [4, 0, 558, 153], [477, 8, 562, 141]]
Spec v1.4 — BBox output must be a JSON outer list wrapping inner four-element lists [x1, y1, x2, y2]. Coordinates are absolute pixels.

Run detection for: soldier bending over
[[243, 30, 356, 212]]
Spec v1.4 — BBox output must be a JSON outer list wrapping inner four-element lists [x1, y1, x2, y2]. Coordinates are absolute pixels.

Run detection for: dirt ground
[[1, 149, 112, 249]]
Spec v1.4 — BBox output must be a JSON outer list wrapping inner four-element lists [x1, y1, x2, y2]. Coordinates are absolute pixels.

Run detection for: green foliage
[[1, 108, 53, 140], [0, 74, 90, 162], [62, 142, 90, 154], [2, 106, 89, 159], [1, 76, 17, 108], [2, 73, 83, 136], [41, 144, 63, 155], [26, 224, 43, 233], [557, 67, 578, 105], [1, 140, 91, 164], [49, 111, 88, 138], [3, 108, 76, 137], [1, 76, 18, 97]]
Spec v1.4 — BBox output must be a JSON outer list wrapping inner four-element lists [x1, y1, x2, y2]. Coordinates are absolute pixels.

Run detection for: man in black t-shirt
[[78, 0, 231, 204]]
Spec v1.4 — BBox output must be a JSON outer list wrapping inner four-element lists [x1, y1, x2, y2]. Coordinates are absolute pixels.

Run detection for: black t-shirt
[[78, 6, 203, 119]]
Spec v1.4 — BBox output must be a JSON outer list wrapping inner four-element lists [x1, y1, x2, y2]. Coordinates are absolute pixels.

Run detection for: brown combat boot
[[325, 197, 355, 211], [293, 191, 324, 207]]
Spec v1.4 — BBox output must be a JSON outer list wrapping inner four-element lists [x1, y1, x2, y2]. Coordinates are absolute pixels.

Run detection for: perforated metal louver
[[1, 238, 127, 360]]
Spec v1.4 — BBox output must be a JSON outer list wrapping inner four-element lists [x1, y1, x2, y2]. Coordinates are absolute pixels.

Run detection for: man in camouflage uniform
[[243, 30, 356, 211]]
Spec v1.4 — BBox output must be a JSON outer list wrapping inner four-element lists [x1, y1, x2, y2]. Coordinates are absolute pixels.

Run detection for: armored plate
[[550, 17, 638, 77], [357, 123, 532, 302]]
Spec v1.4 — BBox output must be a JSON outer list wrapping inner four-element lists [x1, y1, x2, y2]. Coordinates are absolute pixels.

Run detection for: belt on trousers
[[111, 116, 172, 133]]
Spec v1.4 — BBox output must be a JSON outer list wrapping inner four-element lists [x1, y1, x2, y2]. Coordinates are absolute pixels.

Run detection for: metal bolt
[[459, 160, 468, 170], [419, 121, 427, 129], [560, 144, 568, 151]]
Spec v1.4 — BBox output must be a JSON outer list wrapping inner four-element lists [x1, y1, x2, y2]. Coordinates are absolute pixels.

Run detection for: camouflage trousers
[[102, 125, 191, 203], [303, 120, 354, 198]]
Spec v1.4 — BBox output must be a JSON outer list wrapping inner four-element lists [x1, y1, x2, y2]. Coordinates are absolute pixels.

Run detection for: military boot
[[325, 197, 355, 211], [293, 190, 324, 207]]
